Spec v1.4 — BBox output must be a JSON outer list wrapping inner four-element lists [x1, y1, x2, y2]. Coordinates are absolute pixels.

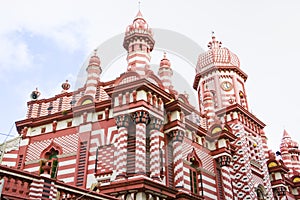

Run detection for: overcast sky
[[0, 0, 299, 152]]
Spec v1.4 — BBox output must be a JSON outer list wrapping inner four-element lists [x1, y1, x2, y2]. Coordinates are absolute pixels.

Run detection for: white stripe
[[60, 177, 74, 183], [24, 166, 40, 172], [203, 191, 217, 199], [58, 159, 76, 167], [202, 175, 216, 184], [3, 153, 18, 158], [1, 161, 16, 167], [57, 168, 75, 176]]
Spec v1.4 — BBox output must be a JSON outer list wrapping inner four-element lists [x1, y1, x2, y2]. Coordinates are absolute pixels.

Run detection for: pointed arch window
[[187, 149, 203, 196], [40, 143, 62, 179], [256, 184, 267, 200]]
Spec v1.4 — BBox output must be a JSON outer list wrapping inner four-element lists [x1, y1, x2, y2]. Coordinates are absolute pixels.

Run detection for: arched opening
[[187, 148, 203, 196], [256, 184, 266, 200], [40, 143, 61, 179]]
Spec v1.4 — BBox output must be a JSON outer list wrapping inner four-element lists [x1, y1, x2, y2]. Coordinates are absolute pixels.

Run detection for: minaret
[[158, 52, 173, 91], [194, 35, 274, 199], [84, 49, 102, 98], [202, 88, 216, 127], [123, 10, 155, 76], [280, 130, 300, 176], [194, 34, 248, 113]]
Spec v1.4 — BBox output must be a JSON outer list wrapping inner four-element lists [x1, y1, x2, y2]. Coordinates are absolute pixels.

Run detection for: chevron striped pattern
[[255, 134, 273, 198], [29, 178, 57, 199], [231, 123, 256, 199], [135, 123, 146, 174], [149, 129, 160, 180], [116, 127, 128, 178], [173, 140, 183, 188], [170, 130, 184, 188], [26, 134, 78, 162], [221, 166, 234, 199]]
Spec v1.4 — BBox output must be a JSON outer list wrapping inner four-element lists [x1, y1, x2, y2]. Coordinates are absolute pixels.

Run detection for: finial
[[160, 52, 171, 67], [88, 49, 101, 67], [138, 1, 141, 10], [30, 87, 41, 100], [62, 80, 70, 91], [207, 32, 222, 49]]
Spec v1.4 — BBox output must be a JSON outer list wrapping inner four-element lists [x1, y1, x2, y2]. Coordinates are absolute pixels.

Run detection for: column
[[217, 155, 234, 200], [170, 130, 184, 188], [148, 117, 163, 181], [115, 114, 130, 179], [132, 111, 150, 175]]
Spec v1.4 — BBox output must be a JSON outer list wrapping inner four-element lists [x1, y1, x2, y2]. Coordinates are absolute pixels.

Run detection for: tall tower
[[158, 52, 173, 91], [280, 130, 300, 175], [193, 35, 273, 199], [194, 35, 248, 113], [123, 10, 155, 76]]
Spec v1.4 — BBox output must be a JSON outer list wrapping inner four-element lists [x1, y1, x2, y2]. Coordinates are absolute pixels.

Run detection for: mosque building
[[0, 9, 299, 200]]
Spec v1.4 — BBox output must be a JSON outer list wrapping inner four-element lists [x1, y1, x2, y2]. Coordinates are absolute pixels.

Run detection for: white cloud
[[0, 34, 33, 74]]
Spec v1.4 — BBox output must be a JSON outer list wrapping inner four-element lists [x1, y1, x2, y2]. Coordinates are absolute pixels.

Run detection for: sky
[[0, 0, 299, 152]]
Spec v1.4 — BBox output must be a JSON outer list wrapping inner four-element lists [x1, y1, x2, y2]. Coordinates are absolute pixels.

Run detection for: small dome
[[61, 80, 70, 91], [88, 49, 100, 67], [196, 36, 240, 72], [160, 52, 171, 67], [30, 88, 41, 100]]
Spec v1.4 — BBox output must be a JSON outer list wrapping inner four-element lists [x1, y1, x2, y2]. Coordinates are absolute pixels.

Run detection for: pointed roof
[[282, 129, 291, 140], [134, 10, 144, 21]]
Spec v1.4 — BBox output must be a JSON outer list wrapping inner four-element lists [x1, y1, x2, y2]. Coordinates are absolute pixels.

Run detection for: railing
[[0, 165, 117, 200]]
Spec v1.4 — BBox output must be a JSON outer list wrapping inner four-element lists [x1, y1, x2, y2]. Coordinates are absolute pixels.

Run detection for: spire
[[134, 1, 143, 20], [207, 32, 222, 49], [282, 129, 291, 140], [134, 10, 144, 20]]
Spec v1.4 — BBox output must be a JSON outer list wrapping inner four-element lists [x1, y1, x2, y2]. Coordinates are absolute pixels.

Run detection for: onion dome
[[30, 87, 41, 100], [61, 80, 70, 91], [160, 52, 171, 67], [88, 49, 101, 67], [196, 35, 240, 72]]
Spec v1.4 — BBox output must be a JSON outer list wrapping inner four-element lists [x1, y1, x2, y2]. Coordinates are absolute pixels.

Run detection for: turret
[[123, 10, 155, 76], [280, 130, 300, 176], [84, 49, 102, 98], [158, 52, 173, 91]]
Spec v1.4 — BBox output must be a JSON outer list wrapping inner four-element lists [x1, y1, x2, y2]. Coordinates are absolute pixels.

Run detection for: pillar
[[217, 155, 234, 200], [170, 130, 184, 188], [115, 114, 130, 179], [148, 118, 163, 181], [132, 111, 150, 175]]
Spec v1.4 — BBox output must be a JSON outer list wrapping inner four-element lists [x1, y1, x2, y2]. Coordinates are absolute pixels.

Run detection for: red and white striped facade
[[1, 9, 300, 200]]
